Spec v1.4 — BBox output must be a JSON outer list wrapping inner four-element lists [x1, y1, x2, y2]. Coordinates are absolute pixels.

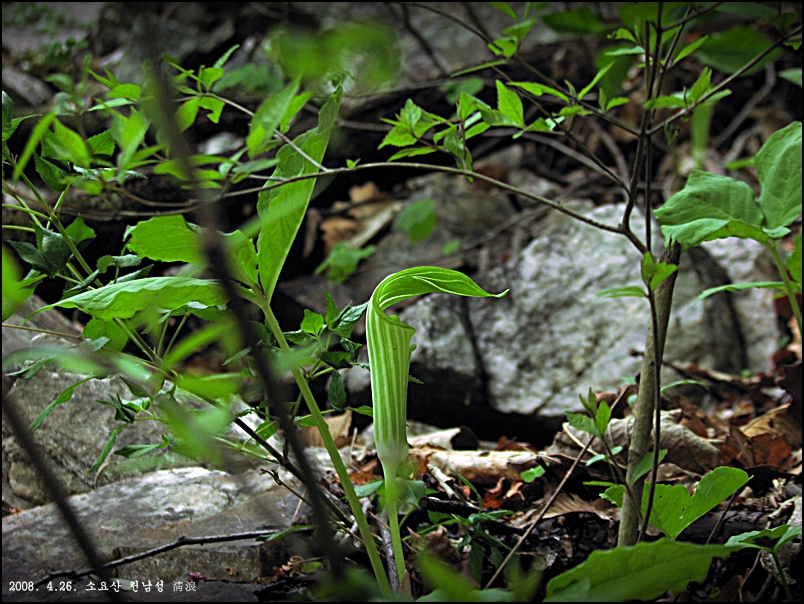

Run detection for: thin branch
[[713, 62, 776, 148], [486, 388, 629, 588], [33, 529, 301, 587]]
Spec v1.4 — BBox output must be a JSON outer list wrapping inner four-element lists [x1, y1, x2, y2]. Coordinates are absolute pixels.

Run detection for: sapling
[[366, 266, 507, 583]]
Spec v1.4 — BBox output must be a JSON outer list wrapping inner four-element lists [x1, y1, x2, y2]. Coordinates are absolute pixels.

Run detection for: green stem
[[768, 242, 803, 338], [261, 305, 391, 595], [381, 462, 406, 584], [771, 550, 794, 602]]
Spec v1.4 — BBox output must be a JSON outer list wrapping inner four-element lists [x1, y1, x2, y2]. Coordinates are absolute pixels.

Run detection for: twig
[[485, 387, 629, 588], [713, 63, 776, 148], [33, 529, 300, 587]]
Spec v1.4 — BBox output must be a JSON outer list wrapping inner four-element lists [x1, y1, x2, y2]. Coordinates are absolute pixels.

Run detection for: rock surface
[[346, 202, 774, 436], [2, 467, 308, 602]]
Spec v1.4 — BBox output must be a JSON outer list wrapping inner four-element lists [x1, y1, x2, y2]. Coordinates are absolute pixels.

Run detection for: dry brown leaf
[[407, 447, 545, 484], [552, 410, 722, 473], [299, 410, 352, 448]]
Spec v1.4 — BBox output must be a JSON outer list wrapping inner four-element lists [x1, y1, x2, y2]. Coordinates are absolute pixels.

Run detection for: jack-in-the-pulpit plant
[[366, 266, 507, 582]]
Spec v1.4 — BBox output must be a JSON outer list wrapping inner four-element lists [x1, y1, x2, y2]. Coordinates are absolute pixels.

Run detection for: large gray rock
[[2, 467, 308, 602], [398, 203, 754, 424]]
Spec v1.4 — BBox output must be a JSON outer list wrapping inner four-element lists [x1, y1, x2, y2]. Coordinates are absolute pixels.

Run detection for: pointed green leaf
[[257, 85, 342, 301], [40, 277, 227, 320], [546, 540, 735, 602], [655, 171, 761, 250], [755, 122, 802, 230]]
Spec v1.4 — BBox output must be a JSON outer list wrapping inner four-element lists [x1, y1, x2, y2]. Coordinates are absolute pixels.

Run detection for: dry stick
[[2, 385, 123, 602], [712, 62, 776, 149], [485, 388, 630, 589], [143, 61, 348, 580], [33, 530, 287, 588]]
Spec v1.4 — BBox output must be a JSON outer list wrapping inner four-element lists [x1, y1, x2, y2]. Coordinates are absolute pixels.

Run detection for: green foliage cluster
[[2, 1, 802, 600]]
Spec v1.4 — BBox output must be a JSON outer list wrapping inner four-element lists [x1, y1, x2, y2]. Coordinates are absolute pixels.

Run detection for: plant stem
[[618, 242, 681, 546], [767, 242, 803, 338], [262, 305, 392, 595], [382, 466, 406, 584]]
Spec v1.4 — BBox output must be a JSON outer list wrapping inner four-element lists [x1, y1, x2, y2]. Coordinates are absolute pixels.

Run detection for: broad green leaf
[[257, 85, 342, 302], [14, 112, 56, 179], [755, 122, 802, 230], [672, 467, 750, 539], [546, 540, 735, 602], [396, 199, 436, 244], [696, 27, 782, 75], [40, 277, 227, 320], [48, 119, 92, 167], [34, 154, 68, 191], [328, 371, 347, 411], [86, 130, 115, 156], [126, 215, 204, 264], [496, 81, 524, 127], [387, 147, 437, 161], [543, 6, 604, 34], [489, 2, 518, 20], [727, 524, 802, 552], [2, 245, 30, 321], [112, 109, 150, 173], [83, 318, 129, 352], [315, 242, 376, 284], [779, 68, 802, 87], [566, 412, 601, 438], [301, 309, 325, 336], [654, 171, 761, 250]]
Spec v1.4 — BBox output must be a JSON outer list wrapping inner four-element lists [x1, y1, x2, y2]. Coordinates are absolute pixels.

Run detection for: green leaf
[[644, 95, 686, 109], [521, 466, 545, 482], [779, 68, 802, 87], [257, 85, 342, 302], [788, 234, 802, 287], [39, 277, 227, 320], [489, 2, 518, 20], [2, 245, 31, 321], [316, 242, 376, 284], [654, 171, 761, 250], [509, 81, 569, 103], [595, 401, 611, 437], [566, 412, 601, 439], [669, 467, 749, 540], [47, 120, 92, 168], [632, 449, 667, 483], [387, 147, 437, 162], [597, 286, 647, 299], [546, 540, 735, 602], [301, 309, 325, 336], [697, 281, 786, 300], [696, 27, 782, 75], [114, 442, 166, 458], [329, 371, 347, 411], [112, 109, 150, 172], [83, 318, 129, 352], [396, 199, 437, 244], [126, 215, 204, 264], [14, 112, 56, 179], [496, 81, 524, 128], [544, 6, 604, 34], [90, 426, 124, 473], [86, 130, 115, 156], [34, 154, 69, 191], [674, 36, 709, 63], [727, 524, 802, 552], [247, 79, 300, 158], [689, 67, 712, 104], [30, 377, 93, 432], [755, 122, 802, 230]]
